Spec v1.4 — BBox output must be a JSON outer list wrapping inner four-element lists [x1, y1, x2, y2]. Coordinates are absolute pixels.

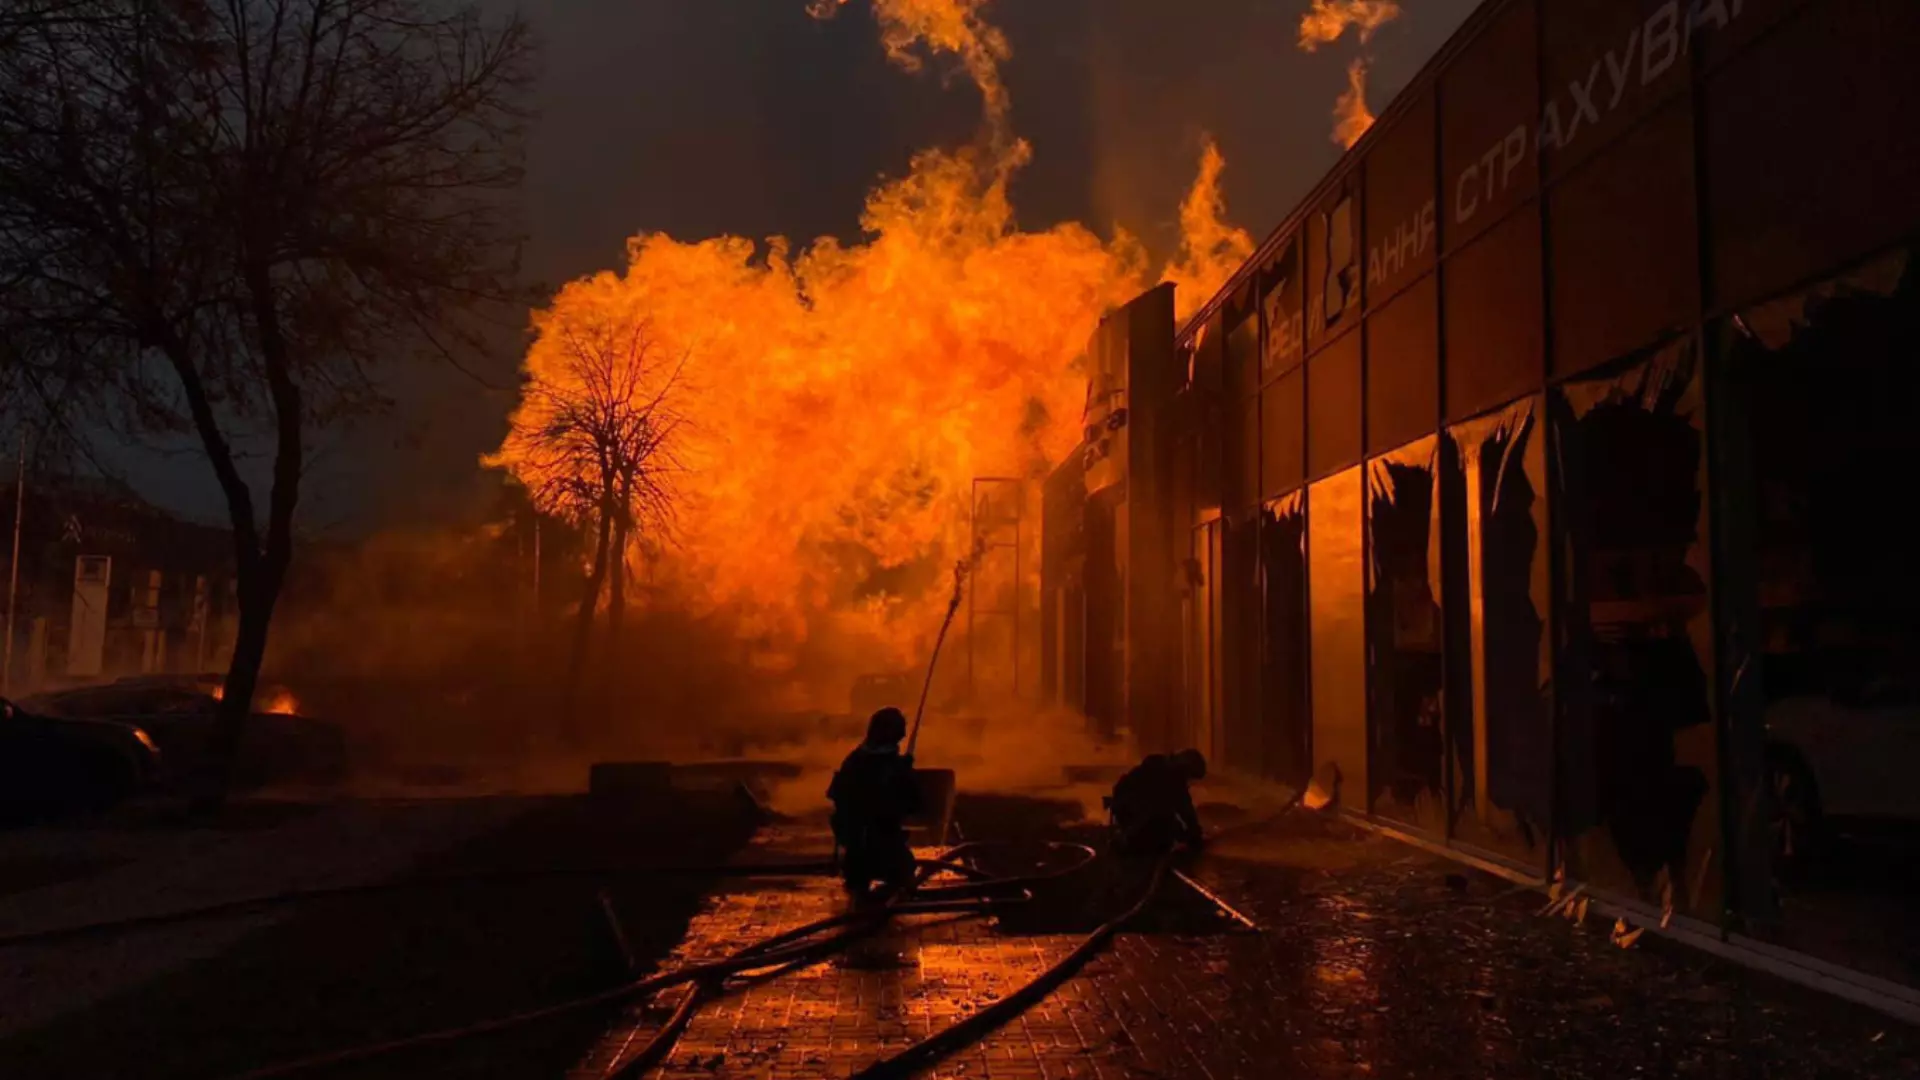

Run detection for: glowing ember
[[489, 0, 1245, 708], [1333, 58, 1377, 149], [262, 689, 301, 716]]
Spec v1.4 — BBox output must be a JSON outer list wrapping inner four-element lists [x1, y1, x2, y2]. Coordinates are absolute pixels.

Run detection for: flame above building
[[1299, 0, 1402, 147], [1333, 58, 1378, 149], [490, 0, 1245, 708]]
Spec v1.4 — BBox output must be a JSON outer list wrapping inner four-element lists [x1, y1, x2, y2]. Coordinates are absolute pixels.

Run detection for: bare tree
[[0, 0, 534, 807], [488, 312, 683, 737]]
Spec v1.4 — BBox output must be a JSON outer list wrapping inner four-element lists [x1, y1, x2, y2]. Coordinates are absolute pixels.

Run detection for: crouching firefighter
[[827, 707, 923, 897], [1105, 748, 1207, 856]]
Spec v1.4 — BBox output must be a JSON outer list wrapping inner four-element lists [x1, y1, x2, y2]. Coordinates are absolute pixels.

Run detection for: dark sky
[[117, 0, 1478, 534]]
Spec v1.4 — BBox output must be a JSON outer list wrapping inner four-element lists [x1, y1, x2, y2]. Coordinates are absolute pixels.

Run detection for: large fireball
[[489, 0, 1247, 709]]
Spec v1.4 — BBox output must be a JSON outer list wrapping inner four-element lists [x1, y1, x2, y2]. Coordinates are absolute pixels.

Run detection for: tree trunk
[[195, 258, 304, 813], [607, 512, 629, 659], [562, 505, 613, 742]]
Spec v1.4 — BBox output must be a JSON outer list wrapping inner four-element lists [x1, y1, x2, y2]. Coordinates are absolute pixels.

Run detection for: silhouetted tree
[[487, 312, 683, 737], [0, 0, 534, 808]]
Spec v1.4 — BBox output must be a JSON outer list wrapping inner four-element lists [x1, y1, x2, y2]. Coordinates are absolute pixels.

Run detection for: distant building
[[1, 473, 236, 689]]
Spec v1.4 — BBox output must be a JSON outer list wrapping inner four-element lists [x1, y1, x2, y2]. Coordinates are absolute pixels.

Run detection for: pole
[[532, 517, 542, 612], [907, 557, 970, 757], [4, 431, 25, 695]]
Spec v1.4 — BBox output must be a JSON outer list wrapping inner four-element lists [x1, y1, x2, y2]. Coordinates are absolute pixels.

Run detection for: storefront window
[[1716, 250, 1920, 989], [1261, 491, 1311, 787], [1444, 397, 1551, 870], [1309, 467, 1368, 808], [1551, 338, 1719, 921], [1366, 437, 1446, 836]]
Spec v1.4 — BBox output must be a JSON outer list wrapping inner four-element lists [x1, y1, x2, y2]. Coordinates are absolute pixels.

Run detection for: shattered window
[[1550, 337, 1719, 922], [1308, 466, 1368, 809], [1260, 490, 1311, 787], [1715, 248, 1920, 988], [1366, 436, 1446, 838], [1444, 396, 1552, 871]]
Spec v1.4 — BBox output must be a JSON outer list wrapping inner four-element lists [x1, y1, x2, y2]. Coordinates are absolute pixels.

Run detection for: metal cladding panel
[[1260, 236, 1306, 379], [1549, 98, 1699, 379], [1237, 396, 1261, 518], [1081, 307, 1130, 497], [1307, 329, 1364, 480], [1119, 284, 1180, 751], [1705, 0, 1920, 310], [1440, 0, 1540, 253], [1444, 210, 1545, 422], [1702, 0, 1818, 69], [1537, 0, 1692, 181], [1364, 91, 1439, 310], [1262, 367, 1306, 500], [1366, 274, 1440, 456]]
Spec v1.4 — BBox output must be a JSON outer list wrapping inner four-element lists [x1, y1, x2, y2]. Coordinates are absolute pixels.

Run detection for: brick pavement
[[574, 810, 1920, 1080]]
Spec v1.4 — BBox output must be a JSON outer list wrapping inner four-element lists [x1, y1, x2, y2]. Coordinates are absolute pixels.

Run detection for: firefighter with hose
[[828, 707, 922, 898], [1105, 748, 1208, 856], [829, 551, 977, 899]]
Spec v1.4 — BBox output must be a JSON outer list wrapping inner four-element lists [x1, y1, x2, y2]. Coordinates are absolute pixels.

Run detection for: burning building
[[1043, 0, 1920, 1000]]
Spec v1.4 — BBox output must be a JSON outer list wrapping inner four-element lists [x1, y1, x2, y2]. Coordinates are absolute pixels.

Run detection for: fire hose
[[212, 839, 1114, 1080]]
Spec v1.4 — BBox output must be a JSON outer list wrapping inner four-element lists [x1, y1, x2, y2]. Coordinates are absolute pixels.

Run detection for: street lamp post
[[4, 431, 25, 695]]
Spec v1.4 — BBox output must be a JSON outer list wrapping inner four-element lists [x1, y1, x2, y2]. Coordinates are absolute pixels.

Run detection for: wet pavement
[[584, 797, 1918, 1079]]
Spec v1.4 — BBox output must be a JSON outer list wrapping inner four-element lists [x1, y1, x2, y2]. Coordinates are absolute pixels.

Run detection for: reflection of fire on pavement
[[571, 831, 1084, 1078]]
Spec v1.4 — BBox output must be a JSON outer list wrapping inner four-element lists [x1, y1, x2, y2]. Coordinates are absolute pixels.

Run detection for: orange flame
[[810, 0, 1012, 136], [489, 1, 1243, 708], [210, 681, 299, 715], [1333, 58, 1377, 149], [1161, 136, 1256, 323], [1298, 0, 1402, 51]]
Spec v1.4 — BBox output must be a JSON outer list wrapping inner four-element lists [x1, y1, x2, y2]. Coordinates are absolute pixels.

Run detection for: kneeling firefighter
[[827, 707, 923, 895], [1105, 748, 1207, 855]]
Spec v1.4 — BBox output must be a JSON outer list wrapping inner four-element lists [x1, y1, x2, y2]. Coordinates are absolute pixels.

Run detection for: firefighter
[[827, 707, 922, 897], [1105, 748, 1208, 856]]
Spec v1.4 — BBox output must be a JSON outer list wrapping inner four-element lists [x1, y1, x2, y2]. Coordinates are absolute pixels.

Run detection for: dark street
[[2, 788, 1911, 1078]]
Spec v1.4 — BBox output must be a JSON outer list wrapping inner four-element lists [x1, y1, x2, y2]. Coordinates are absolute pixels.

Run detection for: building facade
[[1043, 0, 1920, 999], [2, 475, 237, 689]]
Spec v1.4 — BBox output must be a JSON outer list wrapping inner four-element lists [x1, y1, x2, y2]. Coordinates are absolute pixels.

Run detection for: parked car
[[22, 677, 346, 791], [0, 697, 163, 822], [1764, 650, 1920, 867]]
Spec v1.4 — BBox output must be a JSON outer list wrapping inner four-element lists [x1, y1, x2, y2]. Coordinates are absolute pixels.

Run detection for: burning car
[[22, 675, 346, 792], [0, 697, 163, 823]]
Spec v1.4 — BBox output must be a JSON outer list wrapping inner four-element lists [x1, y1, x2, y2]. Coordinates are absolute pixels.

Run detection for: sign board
[[67, 555, 111, 677]]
